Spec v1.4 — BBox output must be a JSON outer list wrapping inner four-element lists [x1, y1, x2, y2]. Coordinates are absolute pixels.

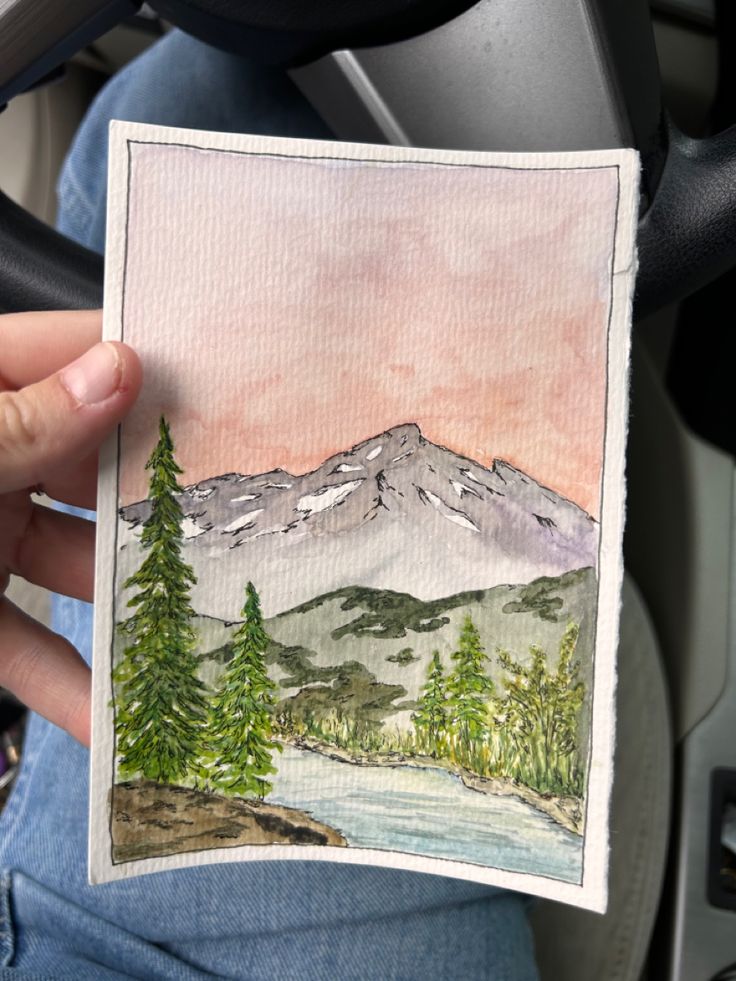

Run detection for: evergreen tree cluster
[[411, 615, 586, 796], [114, 418, 279, 800]]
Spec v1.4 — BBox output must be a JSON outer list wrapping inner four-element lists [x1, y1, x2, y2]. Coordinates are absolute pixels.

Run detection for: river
[[269, 746, 582, 883]]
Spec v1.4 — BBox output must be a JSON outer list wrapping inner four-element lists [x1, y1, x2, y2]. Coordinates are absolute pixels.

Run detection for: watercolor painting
[[92, 123, 638, 910], [112, 416, 593, 874]]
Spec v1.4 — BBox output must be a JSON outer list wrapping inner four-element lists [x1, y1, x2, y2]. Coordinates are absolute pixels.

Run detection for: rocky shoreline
[[287, 736, 583, 836], [111, 780, 346, 862]]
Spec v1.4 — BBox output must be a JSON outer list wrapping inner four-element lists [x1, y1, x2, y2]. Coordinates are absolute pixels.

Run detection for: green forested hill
[[193, 567, 597, 744]]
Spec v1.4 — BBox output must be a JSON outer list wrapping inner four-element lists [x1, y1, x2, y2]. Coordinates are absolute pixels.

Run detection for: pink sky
[[119, 144, 619, 516]]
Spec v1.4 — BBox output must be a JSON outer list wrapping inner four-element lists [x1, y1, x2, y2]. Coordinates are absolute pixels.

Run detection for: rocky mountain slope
[[119, 424, 598, 621]]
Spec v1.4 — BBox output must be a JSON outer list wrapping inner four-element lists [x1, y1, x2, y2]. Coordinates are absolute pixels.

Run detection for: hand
[[0, 310, 142, 746]]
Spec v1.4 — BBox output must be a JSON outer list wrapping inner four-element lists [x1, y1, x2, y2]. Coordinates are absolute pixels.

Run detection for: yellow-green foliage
[[275, 617, 587, 799], [408, 616, 586, 795], [495, 621, 585, 795]]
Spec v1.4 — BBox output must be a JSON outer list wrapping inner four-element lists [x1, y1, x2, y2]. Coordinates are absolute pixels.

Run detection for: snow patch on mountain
[[296, 480, 364, 515], [181, 517, 207, 539], [418, 487, 479, 533], [222, 510, 264, 534], [118, 423, 598, 620], [461, 468, 488, 486], [446, 513, 479, 532], [451, 479, 480, 499], [190, 486, 216, 501]]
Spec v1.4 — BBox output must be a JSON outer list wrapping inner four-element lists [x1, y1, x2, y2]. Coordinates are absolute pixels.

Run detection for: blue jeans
[[0, 31, 538, 980]]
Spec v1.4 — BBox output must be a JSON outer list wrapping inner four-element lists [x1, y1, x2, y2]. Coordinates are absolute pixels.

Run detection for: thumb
[[0, 341, 142, 494]]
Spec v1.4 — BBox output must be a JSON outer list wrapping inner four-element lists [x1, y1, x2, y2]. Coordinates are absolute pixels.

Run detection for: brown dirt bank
[[110, 779, 347, 862]]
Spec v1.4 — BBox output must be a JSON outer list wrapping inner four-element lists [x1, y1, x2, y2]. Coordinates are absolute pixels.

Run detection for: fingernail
[[61, 343, 122, 405]]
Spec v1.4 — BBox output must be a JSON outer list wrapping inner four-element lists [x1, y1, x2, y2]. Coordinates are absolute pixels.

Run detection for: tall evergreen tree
[[205, 582, 281, 799], [447, 615, 494, 751], [114, 416, 209, 784], [412, 650, 448, 757]]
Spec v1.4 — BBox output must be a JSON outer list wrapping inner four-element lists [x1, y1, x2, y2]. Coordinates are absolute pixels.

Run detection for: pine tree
[[412, 650, 448, 757], [113, 416, 209, 784], [205, 582, 281, 799], [447, 615, 494, 753]]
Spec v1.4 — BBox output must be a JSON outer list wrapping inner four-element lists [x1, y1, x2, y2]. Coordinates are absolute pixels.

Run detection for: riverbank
[[286, 736, 583, 836], [110, 779, 347, 862]]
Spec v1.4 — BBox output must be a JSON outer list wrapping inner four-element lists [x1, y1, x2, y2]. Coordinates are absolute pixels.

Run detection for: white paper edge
[[89, 120, 640, 915]]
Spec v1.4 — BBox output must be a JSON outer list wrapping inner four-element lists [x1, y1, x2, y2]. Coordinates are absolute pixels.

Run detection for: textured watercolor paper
[[91, 120, 639, 911]]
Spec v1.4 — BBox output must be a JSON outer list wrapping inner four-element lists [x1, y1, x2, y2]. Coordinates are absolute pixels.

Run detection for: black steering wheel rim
[[0, 0, 735, 320]]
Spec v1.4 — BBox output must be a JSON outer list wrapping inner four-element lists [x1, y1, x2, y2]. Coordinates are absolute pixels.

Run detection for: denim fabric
[[0, 30, 539, 979], [56, 30, 332, 255]]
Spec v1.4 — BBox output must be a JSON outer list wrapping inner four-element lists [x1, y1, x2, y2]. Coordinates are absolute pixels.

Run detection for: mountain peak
[[385, 422, 422, 440], [347, 423, 424, 464], [120, 422, 598, 619], [357, 422, 422, 449]]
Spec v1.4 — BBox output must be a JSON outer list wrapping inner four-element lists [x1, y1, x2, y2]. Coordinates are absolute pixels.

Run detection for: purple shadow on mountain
[[120, 424, 598, 621]]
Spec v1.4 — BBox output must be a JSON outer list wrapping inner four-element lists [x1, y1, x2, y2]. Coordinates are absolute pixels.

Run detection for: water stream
[[270, 746, 582, 883]]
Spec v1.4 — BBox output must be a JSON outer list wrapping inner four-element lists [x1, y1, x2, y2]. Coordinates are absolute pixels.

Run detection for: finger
[[0, 310, 102, 390], [0, 340, 142, 494], [0, 597, 90, 746], [41, 452, 100, 511], [12, 504, 95, 602]]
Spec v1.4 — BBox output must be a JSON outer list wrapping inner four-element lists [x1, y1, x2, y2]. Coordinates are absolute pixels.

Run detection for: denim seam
[[0, 870, 15, 967]]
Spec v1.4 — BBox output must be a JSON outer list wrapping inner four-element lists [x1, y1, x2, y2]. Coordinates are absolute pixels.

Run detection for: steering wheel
[[0, 0, 734, 319]]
